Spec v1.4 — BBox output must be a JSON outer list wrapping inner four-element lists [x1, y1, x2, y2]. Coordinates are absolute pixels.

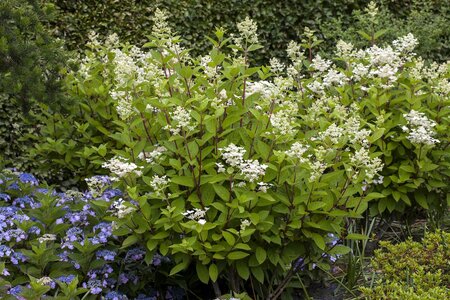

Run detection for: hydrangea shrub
[[68, 9, 449, 299], [0, 170, 180, 299]]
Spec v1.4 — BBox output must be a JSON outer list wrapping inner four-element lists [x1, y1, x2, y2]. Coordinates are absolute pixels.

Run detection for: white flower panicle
[[215, 162, 226, 173], [309, 160, 327, 182], [392, 33, 418, 54], [365, 1, 379, 19], [111, 199, 136, 219], [37, 277, 53, 286], [235, 17, 259, 46], [336, 40, 354, 59], [316, 123, 344, 144], [38, 234, 57, 244], [182, 207, 210, 224], [240, 219, 251, 231], [102, 156, 143, 178], [219, 143, 246, 167], [138, 146, 166, 164], [219, 143, 268, 182], [269, 58, 285, 73], [311, 55, 332, 72], [350, 148, 384, 182], [322, 69, 347, 87], [270, 111, 297, 136], [110, 91, 135, 120], [164, 106, 195, 135], [257, 182, 271, 193], [285, 142, 309, 163], [246, 80, 280, 100], [152, 8, 173, 39], [345, 117, 372, 147], [239, 160, 268, 182], [402, 110, 439, 145], [200, 55, 220, 79], [149, 175, 171, 198], [286, 41, 304, 62]]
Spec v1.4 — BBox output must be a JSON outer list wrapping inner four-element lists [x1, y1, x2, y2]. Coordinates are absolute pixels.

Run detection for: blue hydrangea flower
[[1, 267, 10, 276], [0, 245, 13, 257], [118, 273, 138, 285], [34, 188, 49, 194], [1, 228, 28, 243], [96, 250, 117, 261], [19, 173, 39, 186], [87, 264, 113, 280], [55, 274, 76, 284], [124, 248, 146, 263], [28, 226, 41, 235], [10, 251, 27, 264], [136, 294, 157, 300], [82, 279, 106, 294], [90, 222, 113, 244], [7, 182, 20, 190], [13, 195, 40, 209], [8, 285, 23, 296], [101, 188, 122, 201], [61, 227, 84, 249], [57, 251, 81, 269], [104, 291, 129, 300], [0, 193, 11, 201]]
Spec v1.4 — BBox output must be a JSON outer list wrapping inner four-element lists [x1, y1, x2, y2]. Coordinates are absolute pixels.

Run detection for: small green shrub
[[0, 0, 69, 172], [0, 0, 67, 110], [360, 231, 450, 299]]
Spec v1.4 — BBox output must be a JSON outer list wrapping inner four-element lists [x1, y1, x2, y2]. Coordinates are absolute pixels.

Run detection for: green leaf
[[97, 144, 107, 157], [369, 128, 385, 143], [196, 262, 209, 284], [171, 176, 195, 187], [223, 231, 236, 246], [311, 233, 325, 250], [213, 183, 230, 201], [209, 263, 219, 282], [357, 30, 372, 41], [251, 266, 264, 283], [328, 245, 351, 255], [121, 235, 138, 249], [236, 262, 250, 280], [255, 247, 267, 264], [247, 44, 264, 52], [346, 233, 369, 240], [170, 259, 190, 276], [308, 201, 325, 211], [227, 251, 250, 260], [414, 192, 429, 209], [374, 29, 388, 39], [365, 192, 386, 201]]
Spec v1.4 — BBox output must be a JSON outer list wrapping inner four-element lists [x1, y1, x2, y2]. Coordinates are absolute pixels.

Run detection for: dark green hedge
[[48, 0, 449, 63], [47, 0, 365, 64]]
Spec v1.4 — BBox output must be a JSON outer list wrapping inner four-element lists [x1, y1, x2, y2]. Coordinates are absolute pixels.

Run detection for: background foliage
[[47, 0, 449, 64]]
